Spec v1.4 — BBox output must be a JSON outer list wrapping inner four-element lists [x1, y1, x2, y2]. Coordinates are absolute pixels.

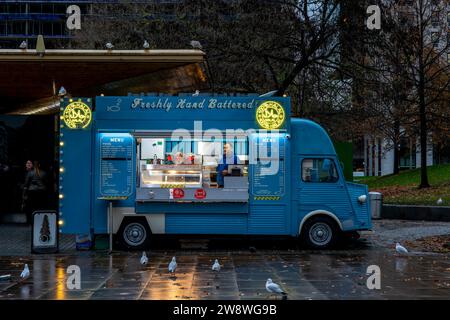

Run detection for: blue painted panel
[[248, 205, 288, 234], [346, 182, 372, 229], [59, 98, 93, 234], [297, 183, 354, 229], [94, 96, 290, 130], [136, 202, 248, 214], [166, 213, 247, 234]]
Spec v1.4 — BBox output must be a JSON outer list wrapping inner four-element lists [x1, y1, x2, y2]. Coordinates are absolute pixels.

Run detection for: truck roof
[[290, 118, 336, 156]]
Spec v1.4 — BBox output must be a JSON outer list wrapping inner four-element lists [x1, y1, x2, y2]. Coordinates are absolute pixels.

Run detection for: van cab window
[[302, 158, 339, 183]]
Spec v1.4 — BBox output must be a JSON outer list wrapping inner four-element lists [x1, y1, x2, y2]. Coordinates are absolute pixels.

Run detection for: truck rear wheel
[[301, 216, 340, 249], [116, 217, 151, 251]]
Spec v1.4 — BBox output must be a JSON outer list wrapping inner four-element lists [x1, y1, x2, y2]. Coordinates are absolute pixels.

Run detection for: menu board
[[99, 134, 133, 198], [251, 135, 285, 197]]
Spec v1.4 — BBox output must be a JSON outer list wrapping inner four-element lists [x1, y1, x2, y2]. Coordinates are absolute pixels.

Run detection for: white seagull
[[437, 198, 443, 205], [168, 257, 177, 274], [143, 40, 150, 49], [192, 90, 200, 97], [140, 252, 148, 265], [19, 41, 27, 49], [190, 40, 202, 50], [58, 86, 67, 96], [265, 278, 287, 299], [20, 264, 30, 280], [396, 242, 408, 254], [212, 259, 221, 272], [105, 42, 114, 50]]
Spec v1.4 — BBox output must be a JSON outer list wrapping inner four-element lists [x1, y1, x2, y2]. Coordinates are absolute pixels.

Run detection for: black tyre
[[116, 217, 152, 251], [301, 216, 340, 249]]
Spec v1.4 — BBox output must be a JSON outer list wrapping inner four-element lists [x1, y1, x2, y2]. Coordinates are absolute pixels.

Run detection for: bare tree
[[389, 0, 450, 187]]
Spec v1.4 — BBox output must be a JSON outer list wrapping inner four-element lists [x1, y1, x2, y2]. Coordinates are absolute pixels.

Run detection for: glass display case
[[140, 164, 202, 188]]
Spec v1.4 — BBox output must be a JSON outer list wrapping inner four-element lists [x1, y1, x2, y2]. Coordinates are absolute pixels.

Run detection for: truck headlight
[[358, 195, 367, 204]]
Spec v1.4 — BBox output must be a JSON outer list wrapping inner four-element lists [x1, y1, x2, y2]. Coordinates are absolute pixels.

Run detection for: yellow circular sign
[[256, 101, 285, 129], [62, 101, 92, 129]]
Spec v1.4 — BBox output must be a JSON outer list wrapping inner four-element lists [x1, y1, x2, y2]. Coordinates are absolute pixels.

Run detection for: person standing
[[23, 161, 48, 224], [216, 143, 238, 188]]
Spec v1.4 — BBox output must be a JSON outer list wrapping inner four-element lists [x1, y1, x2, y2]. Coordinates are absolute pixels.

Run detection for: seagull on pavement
[[168, 257, 177, 274], [106, 42, 114, 50], [396, 242, 408, 254], [143, 40, 150, 49], [265, 278, 287, 299], [437, 198, 443, 205], [192, 90, 200, 96], [20, 264, 30, 280], [19, 41, 27, 49], [212, 259, 221, 272], [140, 252, 148, 265]]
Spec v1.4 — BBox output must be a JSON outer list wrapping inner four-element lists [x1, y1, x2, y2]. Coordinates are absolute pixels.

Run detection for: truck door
[[293, 156, 353, 231]]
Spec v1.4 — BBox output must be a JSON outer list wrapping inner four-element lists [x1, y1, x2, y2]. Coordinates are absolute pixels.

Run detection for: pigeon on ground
[[143, 40, 150, 49], [212, 259, 221, 271], [190, 40, 202, 49], [168, 257, 177, 274], [105, 42, 114, 50], [265, 278, 287, 299], [19, 41, 27, 49], [140, 252, 148, 265], [437, 198, 443, 205], [396, 242, 408, 254], [20, 264, 30, 280]]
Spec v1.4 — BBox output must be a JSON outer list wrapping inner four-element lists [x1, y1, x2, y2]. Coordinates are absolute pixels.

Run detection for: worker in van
[[216, 143, 238, 188]]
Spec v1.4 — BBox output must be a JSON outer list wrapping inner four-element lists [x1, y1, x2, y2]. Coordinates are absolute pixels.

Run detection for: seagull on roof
[[19, 41, 27, 49], [58, 86, 67, 96], [106, 42, 114, 50], [143, 40, 150, 49], [190, 40, 202, 50]]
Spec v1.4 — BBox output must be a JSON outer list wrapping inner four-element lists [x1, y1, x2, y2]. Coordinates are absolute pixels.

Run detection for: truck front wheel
[[116, 217, 152, 250], [301, 216, 340, 249]]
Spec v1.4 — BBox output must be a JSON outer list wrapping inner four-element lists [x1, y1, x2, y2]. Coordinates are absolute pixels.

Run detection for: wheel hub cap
[[123, 223, 147, 246], [309, 222, 332, 246]]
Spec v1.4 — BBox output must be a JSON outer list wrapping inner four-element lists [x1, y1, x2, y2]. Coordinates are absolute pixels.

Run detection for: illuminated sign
[[256, 101, 285, 130], [62, 101, 92, 129]]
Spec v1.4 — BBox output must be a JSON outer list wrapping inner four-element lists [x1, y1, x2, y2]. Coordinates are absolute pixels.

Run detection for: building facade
[[0, 0, 181, 48]]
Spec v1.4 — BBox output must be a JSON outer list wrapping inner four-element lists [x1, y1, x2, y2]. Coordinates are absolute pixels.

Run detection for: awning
[[0, 49, 209, 115]]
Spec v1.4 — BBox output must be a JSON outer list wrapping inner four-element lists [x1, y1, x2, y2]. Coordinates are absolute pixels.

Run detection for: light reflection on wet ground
[[0, 238, 449, 300]]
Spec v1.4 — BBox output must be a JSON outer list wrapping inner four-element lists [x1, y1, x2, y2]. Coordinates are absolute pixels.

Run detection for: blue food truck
[[59, 94, 371, 250]]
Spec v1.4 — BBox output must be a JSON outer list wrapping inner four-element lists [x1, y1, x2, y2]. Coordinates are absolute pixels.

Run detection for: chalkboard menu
[[99, 133, 133, 198], [251, 135, 285, 197]]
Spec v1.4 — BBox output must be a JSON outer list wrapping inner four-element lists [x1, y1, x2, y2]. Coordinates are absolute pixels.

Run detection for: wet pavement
[[0, 220, 449, 300]]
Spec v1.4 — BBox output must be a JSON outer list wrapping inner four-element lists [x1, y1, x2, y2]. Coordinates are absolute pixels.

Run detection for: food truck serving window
[[135, 134, 249, 203], [302, 158, 339, 183]]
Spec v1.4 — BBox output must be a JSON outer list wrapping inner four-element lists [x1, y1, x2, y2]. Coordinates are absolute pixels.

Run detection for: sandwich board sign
[[32, 211, 59, 253]]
